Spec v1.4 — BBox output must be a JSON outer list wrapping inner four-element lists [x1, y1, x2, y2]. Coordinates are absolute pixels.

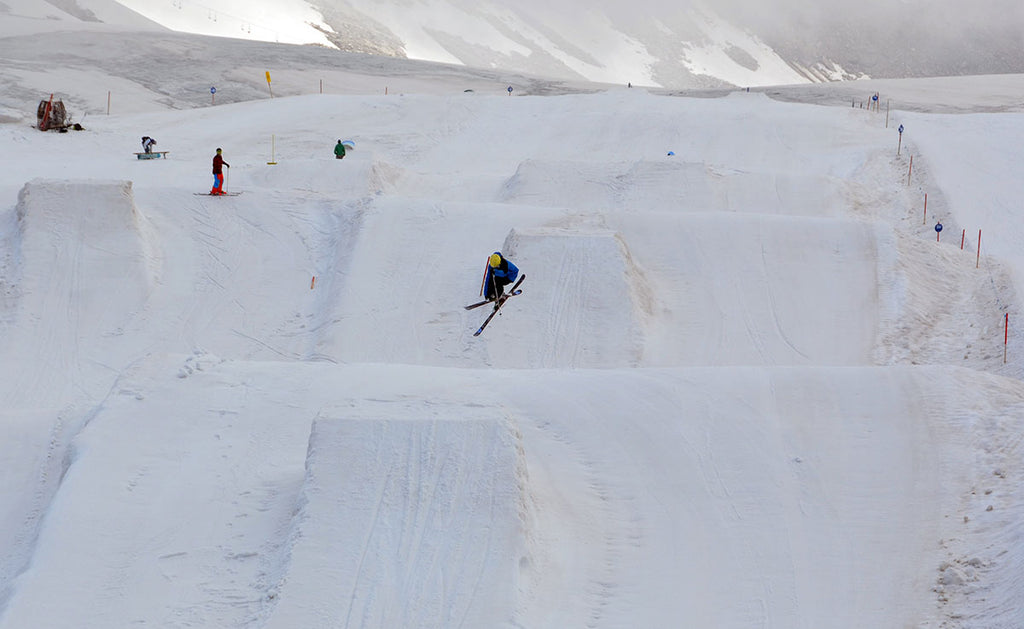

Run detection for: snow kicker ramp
[[607, 212, 890, 367], [498, 159, 847, 216], [467, 214, 888, 368], [262, 417, 525, 629], [320, 202, 887, 369], [1, 180, 153, 406], [3, 360, 1023, 628]]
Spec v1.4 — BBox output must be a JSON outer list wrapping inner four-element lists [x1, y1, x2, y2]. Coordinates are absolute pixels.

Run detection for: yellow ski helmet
[[489, 253, 502, 268]]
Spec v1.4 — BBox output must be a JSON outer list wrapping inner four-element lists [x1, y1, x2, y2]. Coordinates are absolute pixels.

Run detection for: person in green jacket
[[334, 140, 346, 159]]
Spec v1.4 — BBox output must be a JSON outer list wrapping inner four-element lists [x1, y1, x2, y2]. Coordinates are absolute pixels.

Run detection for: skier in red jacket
[[211, 148, 230, 195]]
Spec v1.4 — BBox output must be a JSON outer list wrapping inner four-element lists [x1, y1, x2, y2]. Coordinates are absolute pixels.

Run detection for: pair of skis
[[466, 274, 525, 336]]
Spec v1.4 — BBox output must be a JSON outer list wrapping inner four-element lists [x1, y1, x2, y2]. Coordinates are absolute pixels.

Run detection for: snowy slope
[[110, 0, 808, 87], [3, 20, 1024, 629], [100, 0, 1024, 88]]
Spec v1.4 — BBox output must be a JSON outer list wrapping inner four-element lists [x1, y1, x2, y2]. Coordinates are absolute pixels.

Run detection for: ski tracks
[[542, 244, 588, 367], [516, 403, 638, 629], [263, 417, 521, 629]]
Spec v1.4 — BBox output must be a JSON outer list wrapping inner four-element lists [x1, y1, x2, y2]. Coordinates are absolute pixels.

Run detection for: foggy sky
[[558, 0, 1024, 78], [582, 0, 1024, 28]]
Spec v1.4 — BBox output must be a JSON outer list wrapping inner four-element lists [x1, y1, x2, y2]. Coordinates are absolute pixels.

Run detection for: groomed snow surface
[[3, 38, 1024, 629]]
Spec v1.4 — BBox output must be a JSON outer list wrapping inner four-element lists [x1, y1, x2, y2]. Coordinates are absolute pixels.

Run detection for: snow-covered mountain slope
[[0, 0, 163, 35], [98, 0, 1024, 88], [5, 10, 1024, 629]]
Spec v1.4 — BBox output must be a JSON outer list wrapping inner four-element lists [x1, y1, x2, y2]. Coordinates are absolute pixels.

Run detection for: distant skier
[[211, 147, 230, 195], [483, 252, 519, 309], [141, 136, 156, 153], [334, 139, 346, 160]]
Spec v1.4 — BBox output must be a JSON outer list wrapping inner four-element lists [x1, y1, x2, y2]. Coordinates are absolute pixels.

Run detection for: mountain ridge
[[38, 0, 1015, 89]]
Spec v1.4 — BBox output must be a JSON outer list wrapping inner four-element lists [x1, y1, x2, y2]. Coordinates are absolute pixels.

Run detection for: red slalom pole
[[961, 229, 965, 250], [1005, 313, 1009, 364], [977, 230, 982, 268]]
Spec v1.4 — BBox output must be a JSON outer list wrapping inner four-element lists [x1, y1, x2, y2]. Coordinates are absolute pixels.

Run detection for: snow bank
[[500, 158, 845, 216], [599, 212, 888, 366], [504, 364, 1024, 628], [0, 409, 64, 609], [3, 353, 1024, 628], [3, 180, 154, 405], [482, 227, 647, 367], [0, 353, 313, 628], [242, 153, 386, 199], [262, 416, 527, 628]]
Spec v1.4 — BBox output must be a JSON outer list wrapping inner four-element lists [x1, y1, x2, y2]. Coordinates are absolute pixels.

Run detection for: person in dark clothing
[[334, 140, 346, 159], [211, 148, 230, 195], [483, 251, 519, 308], [141, 136, 156, 153]]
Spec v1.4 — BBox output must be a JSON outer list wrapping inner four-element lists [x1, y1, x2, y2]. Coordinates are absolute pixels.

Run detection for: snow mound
[[243, 154, 391, 198], [4, 180, 154, 404], [15, 179, 154, 300], [263, 416, 527, 628], [499, 159, 845, 215], [0, 408, 65, 608], [875, 234, 1021, 372], [482, 227, 648, 368], [603, 212, 889, 366], [504, 364, 1024, 628]]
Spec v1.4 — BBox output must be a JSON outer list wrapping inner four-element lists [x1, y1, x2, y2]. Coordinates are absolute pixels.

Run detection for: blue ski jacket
[[488, 259, 519, 284]]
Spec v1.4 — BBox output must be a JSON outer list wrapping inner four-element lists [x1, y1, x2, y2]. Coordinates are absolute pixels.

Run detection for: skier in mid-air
[[483, 252, 519, 309], [466, 251, 524, 336]]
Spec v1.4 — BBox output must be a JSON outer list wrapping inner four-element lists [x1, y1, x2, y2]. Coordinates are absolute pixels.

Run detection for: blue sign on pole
[[211, 87, 216, 94], [507, 86, 513, 95], [935, 222, 943, 233], [898, 124, 904, 134]]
